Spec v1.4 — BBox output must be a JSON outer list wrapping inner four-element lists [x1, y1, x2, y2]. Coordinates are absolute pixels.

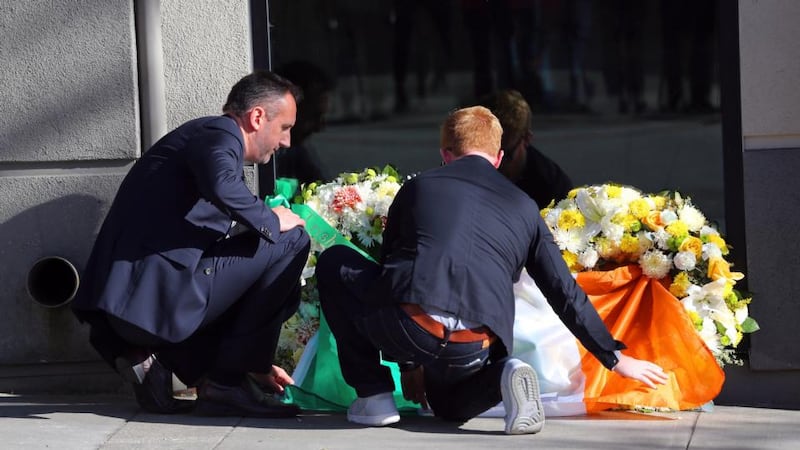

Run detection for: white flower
[[735, 305, 749, 325], [699, 317, 722, 355], [673, 251, 697, 271], [702, 242, 723, 260], [678, 204, 706, 232], [639, 250, 672, 279], [578, 248, 599, 269], [619, 186, 643, 203], [543, 208, 561, 229], [660, 209, 678, 225], [652, 228, 671, 250], [699, 225, 718, 238], [600, 217, 626, 243], [552, 227, 590, 254]]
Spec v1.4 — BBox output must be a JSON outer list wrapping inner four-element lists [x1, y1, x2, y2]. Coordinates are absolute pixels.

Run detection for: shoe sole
[[502, 363, 544, 435], [347, 412, 400, 426]]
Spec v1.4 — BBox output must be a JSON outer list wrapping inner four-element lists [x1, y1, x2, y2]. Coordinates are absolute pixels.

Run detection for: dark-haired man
[[73, 71, 310, 417]]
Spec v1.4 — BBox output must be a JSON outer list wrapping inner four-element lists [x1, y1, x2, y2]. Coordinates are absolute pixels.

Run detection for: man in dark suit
[[72, 71, 310, 417], [315, 106, 667, 434]]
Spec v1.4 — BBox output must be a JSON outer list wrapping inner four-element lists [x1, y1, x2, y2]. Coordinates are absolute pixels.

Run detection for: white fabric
[[420, 305, 482, 330], [480, 269, 588, 417]]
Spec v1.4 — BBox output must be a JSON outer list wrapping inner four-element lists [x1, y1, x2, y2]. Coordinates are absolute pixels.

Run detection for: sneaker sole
[[502, 363, 544, 435], [347, 412, 401, 427]]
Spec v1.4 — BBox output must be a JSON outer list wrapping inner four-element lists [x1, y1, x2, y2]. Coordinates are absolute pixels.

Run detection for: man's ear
[[247, 106, 267, 131], [439, 147, 453, 165], [493, 150, 505, 169]]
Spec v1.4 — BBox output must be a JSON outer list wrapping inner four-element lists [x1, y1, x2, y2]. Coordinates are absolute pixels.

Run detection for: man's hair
[[223, 70, 303, 118], [440, 106, 503, 157], [476, 89, 531, 152]]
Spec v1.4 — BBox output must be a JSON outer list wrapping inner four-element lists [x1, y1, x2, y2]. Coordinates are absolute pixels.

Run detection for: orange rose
[[641, 211, 663, 231], [679, 236, 703, 258]]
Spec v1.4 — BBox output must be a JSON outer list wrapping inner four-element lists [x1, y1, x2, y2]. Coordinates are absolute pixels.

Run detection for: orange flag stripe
[[576, 265, 725, 411]]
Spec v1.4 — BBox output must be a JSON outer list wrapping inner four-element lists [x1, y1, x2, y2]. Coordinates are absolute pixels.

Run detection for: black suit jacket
[[514, 144, 574, 208], [374, 155, 622, 368], [72, 116, 281, 343]]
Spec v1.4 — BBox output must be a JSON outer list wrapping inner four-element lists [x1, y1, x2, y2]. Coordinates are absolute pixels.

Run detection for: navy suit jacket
[[373, 155, 623, 368], [73, 116, 281, 343]]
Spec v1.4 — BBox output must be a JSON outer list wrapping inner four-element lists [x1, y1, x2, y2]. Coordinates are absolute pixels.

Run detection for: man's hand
[[612, 354, 669, 389], [272, 206, 305, 232], [400, 366, 428, 409], [249, 365, 294, 394]]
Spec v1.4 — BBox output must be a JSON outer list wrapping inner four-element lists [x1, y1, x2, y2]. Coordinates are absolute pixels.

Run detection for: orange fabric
[[576, 265, 725, 411]]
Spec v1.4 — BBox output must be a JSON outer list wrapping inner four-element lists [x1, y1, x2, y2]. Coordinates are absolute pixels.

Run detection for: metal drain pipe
[[26, 256, 80, 308], [134, 0, 168, 150]]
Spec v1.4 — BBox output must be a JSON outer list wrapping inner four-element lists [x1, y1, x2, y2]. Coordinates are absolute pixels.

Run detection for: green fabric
[[283, 314, 419, 412], [265, 178, 419, 412], [265, 178, 297, 208]]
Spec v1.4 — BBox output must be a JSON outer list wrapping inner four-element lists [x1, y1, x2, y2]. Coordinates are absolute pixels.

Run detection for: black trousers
[[316, 245, 506, 422], [100, 227, 310, 386]]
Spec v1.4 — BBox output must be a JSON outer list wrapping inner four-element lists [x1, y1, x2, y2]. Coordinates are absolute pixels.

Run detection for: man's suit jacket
[[373, 155, 622, 368], [72, 116, 281, 343]]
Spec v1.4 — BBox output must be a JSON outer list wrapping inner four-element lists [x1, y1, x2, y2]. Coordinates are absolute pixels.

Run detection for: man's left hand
[[250, 365, 294, 394], [400, 366, 428, 409]]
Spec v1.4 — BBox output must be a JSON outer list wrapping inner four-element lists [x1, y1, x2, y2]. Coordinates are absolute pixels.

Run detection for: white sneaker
[[501, 358, 544, 435], [347, 392, 400, 426]]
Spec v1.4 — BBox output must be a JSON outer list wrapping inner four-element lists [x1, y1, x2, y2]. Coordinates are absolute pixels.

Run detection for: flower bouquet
[[274, 166, 404, 372], [539, 183, 759, 366]]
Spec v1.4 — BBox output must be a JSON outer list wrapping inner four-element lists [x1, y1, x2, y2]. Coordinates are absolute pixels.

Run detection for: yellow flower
[[669, 271, 691, 298], [567, 188, 579, 199], [595, 237, 619, 259], [562, 250, 581, 271], [665, 220, 689, 238], [606, 185, 622, 198], [679, 236, 703, 258], [629, 198, 651, 219], [706, 234, 729, 255], [540, 207, 550, 219], [651, 195, 667, 210], [708, 257, 744, 283], [708, 257, 745, 297], [620, 234, 641, 254], [686, 309, 703, 329], [558, 209, 585, 230]]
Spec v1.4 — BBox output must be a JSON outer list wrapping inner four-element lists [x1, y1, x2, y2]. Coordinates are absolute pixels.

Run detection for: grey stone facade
[[0, 0, 251, 387]]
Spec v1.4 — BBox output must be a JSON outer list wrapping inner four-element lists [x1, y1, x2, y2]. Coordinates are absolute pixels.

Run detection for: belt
[[399, 303, 495, 348]]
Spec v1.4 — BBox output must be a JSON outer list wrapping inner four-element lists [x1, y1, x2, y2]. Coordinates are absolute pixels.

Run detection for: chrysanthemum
[[578, 248, 599, 269], [669, 271, 692, 298], [678, 204, 706, 232], [673, 250, 697, 271], [639, 250, 672, 279]]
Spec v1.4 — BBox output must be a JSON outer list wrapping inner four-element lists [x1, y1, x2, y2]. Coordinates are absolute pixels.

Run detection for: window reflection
[[266, 0, 724, 228]]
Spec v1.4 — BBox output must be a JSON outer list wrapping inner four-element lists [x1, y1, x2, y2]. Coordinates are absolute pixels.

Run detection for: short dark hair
[[223, 70, 303, 117]]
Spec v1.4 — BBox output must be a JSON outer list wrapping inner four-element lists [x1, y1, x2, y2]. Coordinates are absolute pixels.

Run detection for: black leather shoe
[[194, 377, 299, 418], [129, 357, 195, 414]]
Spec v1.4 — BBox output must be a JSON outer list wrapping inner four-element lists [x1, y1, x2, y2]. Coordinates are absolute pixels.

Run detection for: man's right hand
[[271, 206, 306, 231], [400, 366, 428, 409], [612, 353, 669, 389]]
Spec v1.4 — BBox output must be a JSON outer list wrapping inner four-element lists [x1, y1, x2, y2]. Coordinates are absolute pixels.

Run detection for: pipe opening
[[27, 256, 79, 308]]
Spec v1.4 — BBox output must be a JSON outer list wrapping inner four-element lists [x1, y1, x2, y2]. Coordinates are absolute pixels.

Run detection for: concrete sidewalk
[[2, 393, 798, 449]]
